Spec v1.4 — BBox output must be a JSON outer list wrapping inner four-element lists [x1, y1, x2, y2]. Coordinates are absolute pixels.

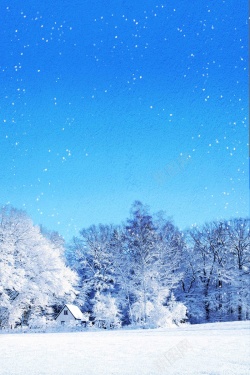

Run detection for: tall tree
[[184, 221, 233, 322], [226, 218, 250, 320], [124, 201, 160, 324], [123, 201, 186, 326], [70, 224, 118, 320]]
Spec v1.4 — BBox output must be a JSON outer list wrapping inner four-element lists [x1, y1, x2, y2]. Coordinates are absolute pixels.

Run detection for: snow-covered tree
[[183, 221, 237, 322], [226, 218, 250, 320], [123, 201, 161, 325], [92, 292, 121, 328], [69, 224, 117, 318], [156, 213, 185, 297], [123, 201, 185, 326], [0, 206, 77, 328]]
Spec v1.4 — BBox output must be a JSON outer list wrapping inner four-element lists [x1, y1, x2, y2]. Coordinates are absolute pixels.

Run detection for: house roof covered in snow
[[56, 304, 88, 321], [65, 304, 85, 320]]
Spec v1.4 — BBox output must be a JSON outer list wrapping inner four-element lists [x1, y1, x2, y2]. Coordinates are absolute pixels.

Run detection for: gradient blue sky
[[0, 0, 248, 240]]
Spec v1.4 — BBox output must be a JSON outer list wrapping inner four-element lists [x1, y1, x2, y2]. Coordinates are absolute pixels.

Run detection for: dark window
[[64, 310, 68, 315], [61, 321, 65, 325]]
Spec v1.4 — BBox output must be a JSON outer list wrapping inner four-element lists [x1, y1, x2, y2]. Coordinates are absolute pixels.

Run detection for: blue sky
[[0, 0, 248, 240]]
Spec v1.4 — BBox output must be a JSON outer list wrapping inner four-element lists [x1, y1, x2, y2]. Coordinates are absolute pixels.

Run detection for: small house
[[55, 304, 89, 326]]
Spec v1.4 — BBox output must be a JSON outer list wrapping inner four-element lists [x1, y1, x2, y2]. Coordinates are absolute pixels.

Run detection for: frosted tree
[[166, 293, 187, 325], [131, 291, 186, 328], [123, 201, 185, 326], [178, 244, 203, 322], [155, 213, 185, 294], [123, 201, 161, 325], [70, 224, 117, 316], [0, 206, 77, 328], [184, 221, 233, 322], [40, 225, 66, 257], [92, 292, 121, 328], [226, 218, 250, 320], [107, 227, 134, 325]]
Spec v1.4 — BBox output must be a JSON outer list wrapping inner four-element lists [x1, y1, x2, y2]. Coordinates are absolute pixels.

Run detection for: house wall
[[56, 308, 76, 324]]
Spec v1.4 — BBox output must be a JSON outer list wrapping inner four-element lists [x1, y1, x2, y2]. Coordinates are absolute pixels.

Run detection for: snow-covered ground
[[0, 321, 249, 375]]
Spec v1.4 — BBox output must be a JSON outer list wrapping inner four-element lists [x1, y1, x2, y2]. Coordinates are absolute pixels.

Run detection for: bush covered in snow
[[93, 293, 121, 329]]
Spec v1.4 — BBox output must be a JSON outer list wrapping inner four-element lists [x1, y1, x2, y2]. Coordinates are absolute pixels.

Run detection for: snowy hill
[[0, 321, 249, 375]]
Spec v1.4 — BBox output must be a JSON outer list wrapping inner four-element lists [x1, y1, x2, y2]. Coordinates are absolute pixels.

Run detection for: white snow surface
[[0, 321, 249, 375]]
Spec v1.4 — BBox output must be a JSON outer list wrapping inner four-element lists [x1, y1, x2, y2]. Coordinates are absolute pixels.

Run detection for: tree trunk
[[238, 305, 242, 321], [205, 301, 210, 322]]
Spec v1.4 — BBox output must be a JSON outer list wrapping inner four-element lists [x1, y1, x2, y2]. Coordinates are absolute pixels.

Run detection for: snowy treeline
[[67, 201, 187, 328], [68, 201, 250, 326], [181, 217, 250, 323], [0, 202, 249, 329]]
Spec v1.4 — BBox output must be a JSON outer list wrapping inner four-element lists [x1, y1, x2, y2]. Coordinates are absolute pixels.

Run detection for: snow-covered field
[[0, 321, 249, 375]]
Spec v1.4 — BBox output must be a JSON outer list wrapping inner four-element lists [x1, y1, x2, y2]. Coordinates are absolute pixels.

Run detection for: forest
[[0, 202, 249, 329]]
